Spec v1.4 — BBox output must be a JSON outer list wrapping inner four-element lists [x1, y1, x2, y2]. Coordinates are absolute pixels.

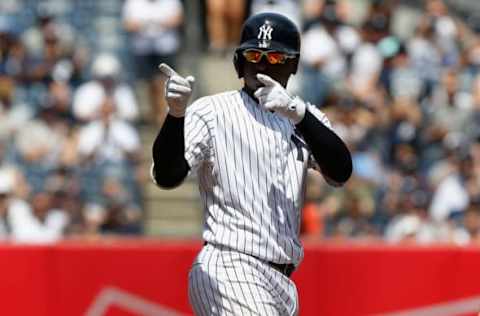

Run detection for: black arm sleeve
[[296, 110, 353, 186], [151, 114, 190, 189]]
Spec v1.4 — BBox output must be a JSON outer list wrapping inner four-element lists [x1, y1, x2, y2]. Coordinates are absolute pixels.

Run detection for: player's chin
[[245, 78, 263, 91]]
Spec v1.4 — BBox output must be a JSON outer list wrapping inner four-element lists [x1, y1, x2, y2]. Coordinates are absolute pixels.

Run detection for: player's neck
[[242, 87, 259, 104]]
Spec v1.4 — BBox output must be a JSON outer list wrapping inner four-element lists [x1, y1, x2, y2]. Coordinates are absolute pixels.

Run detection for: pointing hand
[[254, 74, 305, 124], [158, 63, 195, 118]]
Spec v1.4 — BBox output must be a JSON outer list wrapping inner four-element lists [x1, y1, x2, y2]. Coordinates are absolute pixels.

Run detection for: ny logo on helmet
[[258, 23, 273, 48], [258, 23, 273, 41]]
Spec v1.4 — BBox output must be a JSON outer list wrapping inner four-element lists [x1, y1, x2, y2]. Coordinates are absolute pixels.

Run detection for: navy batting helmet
[[234, 12, 301, 78]]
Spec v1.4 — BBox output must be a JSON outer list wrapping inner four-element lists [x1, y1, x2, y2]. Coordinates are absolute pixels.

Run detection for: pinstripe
[[192, 244, 299, 315], [229, 249, 253, 315], [235, 93, 257, 257], [285, 133, 305, 261], [271, 116, 290, 260], [199, 249, 215, 316], [238, 254, 262, 315], [249, 257, 272, 315], [231, 95, 249, 254], [215, 247, 235, 314], [245, 255, 270, 315], [222, 94, 244, 253], [205, 245, 221, 315], [209, 95, 228, 251], [190, 264, 208, 316], [259, 108, 281, 262], [182, 90, 331, 315], [257, 107, 272, 261], [218, 96, 239, 254], [223, 248, 249, 315], [231, 93, 258, 255], [286, 143, 300, 259], [245, 94, 267, 260], [272, 116, 288, 264]]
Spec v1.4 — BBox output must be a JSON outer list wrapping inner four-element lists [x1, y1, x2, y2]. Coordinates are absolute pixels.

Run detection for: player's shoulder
[[204, 90, 240, 103]]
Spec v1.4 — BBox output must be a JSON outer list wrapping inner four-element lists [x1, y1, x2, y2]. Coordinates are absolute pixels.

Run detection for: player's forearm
[[296, 110, 352, 186], [151, 114, 190, 189]]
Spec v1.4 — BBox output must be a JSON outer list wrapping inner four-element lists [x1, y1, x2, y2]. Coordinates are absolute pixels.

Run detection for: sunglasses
[[242, 49, 296, 65]]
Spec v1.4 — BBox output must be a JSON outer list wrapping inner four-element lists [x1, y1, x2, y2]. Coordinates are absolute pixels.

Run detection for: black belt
[[268, 262, 295, 277], [203, 242, 295, 277]]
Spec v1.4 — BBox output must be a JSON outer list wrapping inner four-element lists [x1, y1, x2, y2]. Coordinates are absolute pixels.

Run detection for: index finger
[[256, 73, 277, 87], [158, 63, 177, 79]]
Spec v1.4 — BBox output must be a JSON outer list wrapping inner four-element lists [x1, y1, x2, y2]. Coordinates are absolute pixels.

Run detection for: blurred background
[[2, 1, 480, 315], [1, 0, 480, 246]]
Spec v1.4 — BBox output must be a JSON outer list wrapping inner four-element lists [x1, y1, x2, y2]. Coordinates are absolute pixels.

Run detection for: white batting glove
[[158, 63, 195, 118], [254, 74, 306, 124]]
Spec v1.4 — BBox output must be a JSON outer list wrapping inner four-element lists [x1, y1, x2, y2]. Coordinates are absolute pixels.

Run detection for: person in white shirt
[[300, 4, 348, 106], [0, 167, 68, 243], [9, 191, 69, 244], [429, 152, 473, 222], [249, 0, 302, 29], [72, 53, 139, 123], [77, 97, 141, 165], [123, 0, 184, 124]]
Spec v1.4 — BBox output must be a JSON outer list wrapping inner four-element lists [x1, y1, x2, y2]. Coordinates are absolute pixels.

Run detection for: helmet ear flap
[[233, 52, 244, 78]]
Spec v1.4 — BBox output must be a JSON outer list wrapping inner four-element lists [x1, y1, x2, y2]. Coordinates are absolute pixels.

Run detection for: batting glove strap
[[286, 96, 306, 125], [254, 74, 306, 124]]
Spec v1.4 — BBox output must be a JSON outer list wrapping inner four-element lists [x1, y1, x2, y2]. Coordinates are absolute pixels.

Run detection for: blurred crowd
[[299, 0, 480, 245], [1, 0, 480, 245], [0, 0, 146, 243], [190, 0, 480, 245]]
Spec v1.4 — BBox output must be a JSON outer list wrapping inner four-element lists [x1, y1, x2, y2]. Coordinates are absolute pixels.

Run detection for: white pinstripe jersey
[[183, 90, 331, 266]]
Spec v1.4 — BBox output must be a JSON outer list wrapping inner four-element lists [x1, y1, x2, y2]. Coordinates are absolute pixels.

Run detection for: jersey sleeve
[[304, 103, 333, 171], [184, 97, 215, 173]]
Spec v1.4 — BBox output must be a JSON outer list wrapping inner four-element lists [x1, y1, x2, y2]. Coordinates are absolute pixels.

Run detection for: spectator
[[424, 0, 460, 67], [123, 0, 184, 124], [0, 167, 14, 239], [407, 17, 442, 99], [76, 95, 143, 206], [72, 53, 139, 123], [250, 0, 302, 28], [300, 2, 347, 106], [384, 181, 437, 244], [429, 150, 474, 222], [453, 200, 480, 244], [10, 119, 64, 193], [76, 98, 142, 166], [21, 5, 76, 60], [3, 0, 480, 243], [205, 0, 246, 55], [24, 11, 88, 90], [0, 70, 34, 139], [348, 18, 385, 101], [301, 171, 328, 238], [421, 68, 473, 168], [9, 190, 69, 243]]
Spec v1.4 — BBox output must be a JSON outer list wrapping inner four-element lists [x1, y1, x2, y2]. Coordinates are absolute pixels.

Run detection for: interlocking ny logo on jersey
[[258, 23, 273, 48], [291, 133, 307, 162]]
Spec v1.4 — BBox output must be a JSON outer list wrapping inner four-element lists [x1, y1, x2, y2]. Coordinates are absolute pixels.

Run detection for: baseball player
[[151, 12, 352, 316]]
